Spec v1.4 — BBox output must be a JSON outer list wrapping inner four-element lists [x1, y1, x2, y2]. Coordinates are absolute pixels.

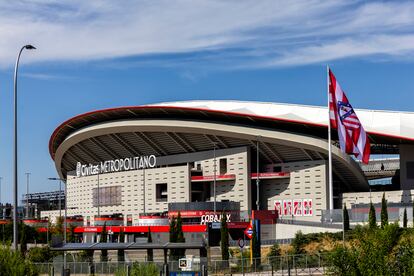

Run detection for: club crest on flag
[[337, 101, 360, 129], [328, 69, 370, 164]]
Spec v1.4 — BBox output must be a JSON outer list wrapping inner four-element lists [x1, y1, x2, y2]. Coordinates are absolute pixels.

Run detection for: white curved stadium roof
[[150, 100, 414, 141]]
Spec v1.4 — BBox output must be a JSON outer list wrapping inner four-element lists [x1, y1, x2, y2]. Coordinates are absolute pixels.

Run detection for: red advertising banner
[[283, 200, 292, 216], [293, 200, 303, 216], [303, 199, 313, 216]]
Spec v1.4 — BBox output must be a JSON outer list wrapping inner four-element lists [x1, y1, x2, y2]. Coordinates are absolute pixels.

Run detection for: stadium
[[41, 100, 414, 242]]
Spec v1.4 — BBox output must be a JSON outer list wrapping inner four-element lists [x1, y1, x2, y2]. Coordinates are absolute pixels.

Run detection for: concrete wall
[[400, 145, 414, 190], [200, 147, 251, 211], [42, 146, 252, 224], [262, 223, 341, 240], [59, 165, 189, 225], [342, 189, 414, 206], [262, 160, 328, 222]]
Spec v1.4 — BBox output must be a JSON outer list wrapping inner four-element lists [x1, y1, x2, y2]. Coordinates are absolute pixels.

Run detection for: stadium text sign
[[200, 213, 231, 224], [76, 155, 157, 177]]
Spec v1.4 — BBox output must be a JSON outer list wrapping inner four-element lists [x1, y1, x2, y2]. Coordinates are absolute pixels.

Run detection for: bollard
[[201, 264, 208, 276], [162, 263, 169, 276], [88, 263, 95, 275], [126, 264, 131, 276], [62, 268, 70, 276]]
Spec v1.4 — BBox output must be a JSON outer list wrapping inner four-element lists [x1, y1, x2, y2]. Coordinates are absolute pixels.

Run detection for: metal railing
[[208, 254, 330, 275], [33, 254, 331, 275]]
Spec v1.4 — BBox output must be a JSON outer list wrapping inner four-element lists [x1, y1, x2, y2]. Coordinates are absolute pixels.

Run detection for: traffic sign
[[179, 258, 192, 269], [211, 222, 221, 229], [244, 225, 253, 239], [237, 238, 245, 249]]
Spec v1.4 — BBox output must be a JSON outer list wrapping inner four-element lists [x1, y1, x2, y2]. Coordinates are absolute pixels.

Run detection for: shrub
[[115, 262, 159, 276], [27, 246, 57, 263], [291, 231, 307, 254], [328, 223, 410, 275], [0, 247, 38, 276]]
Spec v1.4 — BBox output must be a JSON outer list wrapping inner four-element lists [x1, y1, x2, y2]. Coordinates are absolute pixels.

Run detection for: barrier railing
[[34, 254, 331, 275]]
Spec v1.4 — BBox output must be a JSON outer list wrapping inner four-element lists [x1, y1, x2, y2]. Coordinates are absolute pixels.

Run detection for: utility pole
[[256, 138, 260, 210], [97, 173, 100, 217], [213, 142, 217, 214], [25, 173, 31, 218]]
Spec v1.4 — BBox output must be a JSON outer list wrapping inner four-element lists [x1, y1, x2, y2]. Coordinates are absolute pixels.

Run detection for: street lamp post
[[0, 176, 2, 205], [25, 173, 31, 218], [213, 142, 217, 214], [256, 138, 260, 210], [0, 177, 2, 219], [13, 44, 36, 251]]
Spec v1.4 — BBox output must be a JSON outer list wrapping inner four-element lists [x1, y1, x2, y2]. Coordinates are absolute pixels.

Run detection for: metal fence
[[322, 205, 412, 224], [208, 254, 330, 275], [34, 254, 331, 275]]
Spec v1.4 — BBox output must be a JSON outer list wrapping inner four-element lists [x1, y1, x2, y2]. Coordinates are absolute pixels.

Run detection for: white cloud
[[0, 0, 414, 68]]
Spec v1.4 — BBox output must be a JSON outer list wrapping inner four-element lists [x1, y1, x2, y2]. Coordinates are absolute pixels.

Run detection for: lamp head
[[24, 45, 36, 50]]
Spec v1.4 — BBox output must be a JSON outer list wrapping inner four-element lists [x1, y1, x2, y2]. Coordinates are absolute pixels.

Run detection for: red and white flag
[[328, 69, 370, 164]]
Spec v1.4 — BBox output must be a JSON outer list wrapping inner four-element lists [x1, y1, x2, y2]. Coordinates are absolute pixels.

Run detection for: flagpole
[[327, 65, 334, 211]]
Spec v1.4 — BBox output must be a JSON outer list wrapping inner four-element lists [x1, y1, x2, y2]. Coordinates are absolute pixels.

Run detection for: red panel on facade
[[251, 172, 290, 179], [191, 174, 236, 182], [73, 225, 207, 233], [251, 210, 278, 224]]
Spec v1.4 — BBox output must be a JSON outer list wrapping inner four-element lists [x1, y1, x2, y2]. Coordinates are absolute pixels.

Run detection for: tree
[[251, 222, 261, 264], [220, 213, 229, 261], [176, 212, 186, 258], [169, 216, 177, 243], [20, 223, 28, 254], [369, 202, 377, 229], [343, 204, 350, 231], [100, 223, 108, 262], [403, 208, 408, 228], [169, 215, 177, 260], [268, 243, 281, 267], [68, 224, 76, 243], [147, 227, 153, 262], [381, 193, 388, 228], [0, 247, 37, 276], [117, 227, 125, 262], [54, 216, 64, 236], [28, 246, 57, 263]]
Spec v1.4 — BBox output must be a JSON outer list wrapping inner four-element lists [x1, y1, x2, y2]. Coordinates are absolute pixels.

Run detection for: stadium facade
[[41, 100, 414, 241]]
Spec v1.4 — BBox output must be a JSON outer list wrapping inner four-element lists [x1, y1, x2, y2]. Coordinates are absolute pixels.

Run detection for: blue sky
[[0, 1, 413, 202]]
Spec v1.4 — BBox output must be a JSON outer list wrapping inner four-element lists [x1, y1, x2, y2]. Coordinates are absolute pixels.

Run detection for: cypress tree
[[169, 215, 177, 260], [403, 208, 408, 228], [176, 212, 186, 258], [220, 213, 229, 261], [343, 204, 350, 231], [117, 227, 125, 262], [368, 202, 377, 229], [381, 193, 388, 228], [147, 226, 153, 261], [251, 223, 261, 260], [100, 222, 108, 262], [169, 216, 177, 243], [20, 223, 28, 254]]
